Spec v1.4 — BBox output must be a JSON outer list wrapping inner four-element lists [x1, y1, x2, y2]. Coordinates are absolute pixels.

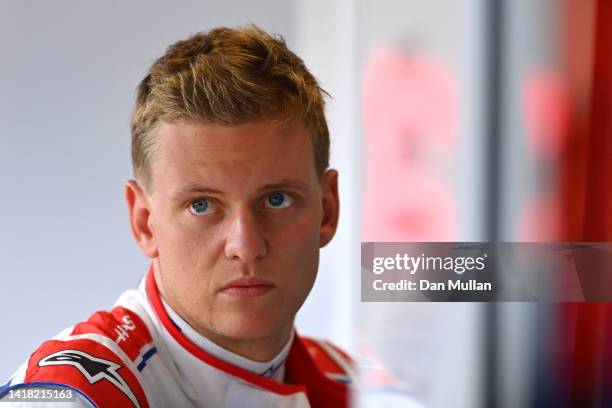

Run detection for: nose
[[223, 207, 268, 263]]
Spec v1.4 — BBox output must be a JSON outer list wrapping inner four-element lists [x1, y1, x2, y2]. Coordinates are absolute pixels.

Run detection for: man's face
[[127, 120, 338, 354]]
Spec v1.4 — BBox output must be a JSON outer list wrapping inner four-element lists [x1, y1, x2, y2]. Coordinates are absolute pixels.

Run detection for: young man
[[1, 25, 352, 407]]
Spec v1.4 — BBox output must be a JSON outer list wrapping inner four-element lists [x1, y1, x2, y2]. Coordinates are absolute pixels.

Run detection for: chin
[[213, 311, 288, 341]]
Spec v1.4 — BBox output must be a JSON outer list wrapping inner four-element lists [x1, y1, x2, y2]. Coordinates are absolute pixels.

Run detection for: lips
[[219, 277, 274, 298]]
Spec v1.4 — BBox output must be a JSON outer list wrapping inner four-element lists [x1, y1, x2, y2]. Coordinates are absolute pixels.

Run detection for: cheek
[[283, 200, 322, 240], [282, 229, 319, 308], [153, 211, 221, 274], [153, 213, 222, 309], [280, 212, 321, 251], [272, 213, 321, 285], [157, 219, 197, 259]]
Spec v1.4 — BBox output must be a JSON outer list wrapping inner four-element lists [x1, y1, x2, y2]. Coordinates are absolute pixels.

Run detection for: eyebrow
[[173, 184, 223, 198], [259, 179, 309, 192], [172, 178, 309, 200]]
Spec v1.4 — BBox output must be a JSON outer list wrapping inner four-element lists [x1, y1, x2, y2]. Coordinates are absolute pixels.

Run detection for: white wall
[[0, 0, 304, 380], [293, 0, 359, 353]]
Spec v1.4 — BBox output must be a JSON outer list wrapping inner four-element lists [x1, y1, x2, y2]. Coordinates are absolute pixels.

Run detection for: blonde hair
[[130, 25, 329, 189]]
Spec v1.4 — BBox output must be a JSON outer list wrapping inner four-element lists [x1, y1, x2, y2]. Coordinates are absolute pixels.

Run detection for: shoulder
[[2, 303, 155, 408], [300, 337, 355, 385]]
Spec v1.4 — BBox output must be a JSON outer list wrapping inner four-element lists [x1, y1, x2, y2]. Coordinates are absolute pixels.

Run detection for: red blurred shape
[[362, 48, 458, 241], [523, 69, 571, 158]]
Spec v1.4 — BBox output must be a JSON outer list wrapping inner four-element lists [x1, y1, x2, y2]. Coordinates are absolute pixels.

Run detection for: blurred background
[[1, 0, 611, 407]]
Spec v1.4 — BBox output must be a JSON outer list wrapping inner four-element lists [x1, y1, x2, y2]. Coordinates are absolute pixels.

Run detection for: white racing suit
[[1, 268, 353, 407]]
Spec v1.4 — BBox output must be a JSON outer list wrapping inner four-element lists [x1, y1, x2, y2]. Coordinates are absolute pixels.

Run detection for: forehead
[[150, 120, 317, 193]]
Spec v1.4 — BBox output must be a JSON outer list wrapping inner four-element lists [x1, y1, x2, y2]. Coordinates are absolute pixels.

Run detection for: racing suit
[[0, 268, 353, 407]]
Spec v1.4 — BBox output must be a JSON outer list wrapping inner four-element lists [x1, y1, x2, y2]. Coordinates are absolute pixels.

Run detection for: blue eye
[[189, 199, 210, 215], [265, 192, 293, 209]]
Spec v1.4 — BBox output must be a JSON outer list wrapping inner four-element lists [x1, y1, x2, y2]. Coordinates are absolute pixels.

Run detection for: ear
[[125, 180, 159, 258], [319, 169, 340, 247]]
